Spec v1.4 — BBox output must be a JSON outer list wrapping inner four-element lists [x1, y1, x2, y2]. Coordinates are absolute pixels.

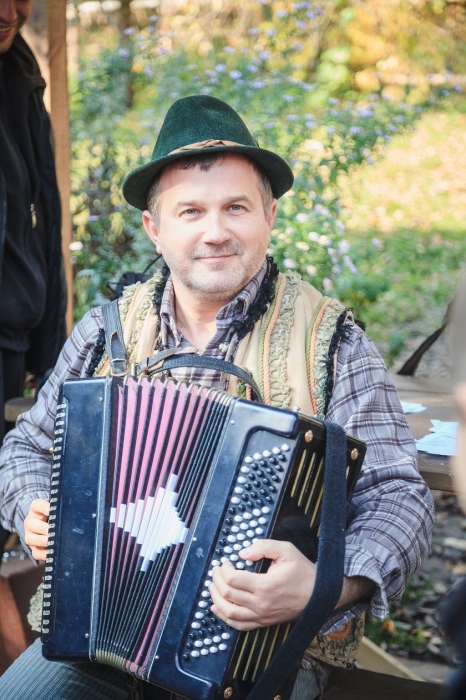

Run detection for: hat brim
[[122, 144, 294, 211]]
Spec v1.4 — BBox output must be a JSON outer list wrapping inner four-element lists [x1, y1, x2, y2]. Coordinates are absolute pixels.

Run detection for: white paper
[[400, 401, 427, 414], [415, 420, 459, 457]]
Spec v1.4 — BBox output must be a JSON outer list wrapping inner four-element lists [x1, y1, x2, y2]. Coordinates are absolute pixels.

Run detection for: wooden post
[[47, 0, 74, 334]]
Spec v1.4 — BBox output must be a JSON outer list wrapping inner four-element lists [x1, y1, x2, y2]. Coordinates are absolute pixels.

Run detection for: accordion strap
[[246, 420, 347, 700], [101, 300, 128, 375], [139, 351, 264, 403]]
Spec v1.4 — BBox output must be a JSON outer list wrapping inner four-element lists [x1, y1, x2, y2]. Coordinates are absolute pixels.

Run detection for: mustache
[[192, 245, 241, 259]]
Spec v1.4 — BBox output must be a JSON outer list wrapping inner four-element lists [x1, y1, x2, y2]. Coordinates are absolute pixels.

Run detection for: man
[[0, 95, 433, 699], [0, 0, 65, 447], [0, 0, 66, 556], [0, 0, 65, 439]]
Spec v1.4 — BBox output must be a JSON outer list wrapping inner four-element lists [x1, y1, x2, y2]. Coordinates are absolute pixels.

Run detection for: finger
[[25, 517, 49, 536], [210, 570, 257, 610], [239, 538, 293, 563], [30, 499, 50, 519], [29, 546, 47, 562], [212, 561, 262, 597], [24, 532, 48, 548], [209, 593, 261, 631]]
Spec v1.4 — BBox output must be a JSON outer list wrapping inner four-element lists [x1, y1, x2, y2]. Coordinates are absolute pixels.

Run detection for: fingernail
[[241, 547, 250, 555]]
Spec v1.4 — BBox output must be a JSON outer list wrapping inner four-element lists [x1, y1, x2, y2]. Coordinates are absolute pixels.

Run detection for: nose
[[202, 211, 231, 245], [0, 1, 17, 23]]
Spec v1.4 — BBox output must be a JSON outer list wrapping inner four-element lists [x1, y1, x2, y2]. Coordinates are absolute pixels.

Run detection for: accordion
[[42, 375, 365, 700]]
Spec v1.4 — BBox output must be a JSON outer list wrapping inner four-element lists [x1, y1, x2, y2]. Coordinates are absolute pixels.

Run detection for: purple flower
[[123, 27, 135, 36], [230, 70, 242, 79]]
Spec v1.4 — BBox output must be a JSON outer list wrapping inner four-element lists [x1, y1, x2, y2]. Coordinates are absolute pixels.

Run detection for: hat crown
[[152, 95, 257, 159]]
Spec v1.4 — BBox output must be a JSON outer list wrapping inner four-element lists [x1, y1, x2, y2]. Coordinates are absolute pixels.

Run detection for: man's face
[[143, 155, 277, 306], [0, 0, 32, 54]]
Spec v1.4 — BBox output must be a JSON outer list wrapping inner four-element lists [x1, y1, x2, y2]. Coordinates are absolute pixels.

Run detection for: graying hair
[[147, 153, 274, 226]]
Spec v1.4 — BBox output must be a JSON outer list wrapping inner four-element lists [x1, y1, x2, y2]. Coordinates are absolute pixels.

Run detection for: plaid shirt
[[0, 270, 433, 633]]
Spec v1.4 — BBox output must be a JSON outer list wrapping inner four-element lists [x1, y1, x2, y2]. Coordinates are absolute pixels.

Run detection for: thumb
[[239, 538, 289, 563]]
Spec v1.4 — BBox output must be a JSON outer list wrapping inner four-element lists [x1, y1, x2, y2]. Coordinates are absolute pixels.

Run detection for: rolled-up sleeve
[[321, 325, 434, 632], [0, 307, 102, 548]]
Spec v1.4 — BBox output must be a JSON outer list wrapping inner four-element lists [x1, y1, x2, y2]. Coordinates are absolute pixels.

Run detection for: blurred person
[[0, 0, 66, 515], [439, 275, 466, 699]]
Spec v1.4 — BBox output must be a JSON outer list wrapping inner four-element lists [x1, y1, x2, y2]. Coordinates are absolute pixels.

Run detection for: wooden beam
[[355, 636, 424, 681], [47, 0, 74, 335]]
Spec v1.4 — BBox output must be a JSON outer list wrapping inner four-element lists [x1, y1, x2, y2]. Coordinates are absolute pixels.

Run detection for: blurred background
[[25, 0, 466, 373]]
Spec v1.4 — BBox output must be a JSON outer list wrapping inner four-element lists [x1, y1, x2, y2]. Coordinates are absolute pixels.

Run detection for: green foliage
[[69, 1, 457, 327]]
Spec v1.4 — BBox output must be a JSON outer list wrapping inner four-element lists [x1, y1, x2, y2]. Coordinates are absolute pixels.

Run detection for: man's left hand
[[210, 539, 316, 631]]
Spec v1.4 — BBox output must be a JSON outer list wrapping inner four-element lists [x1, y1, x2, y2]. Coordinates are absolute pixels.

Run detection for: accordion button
[[191, 651, 200, 658], [244, 456, 253, 463], [262, 450, 271, 458], [234, 487, 243, 494], [195, 612, 204, 619], [273, 447, 281, 454], [230, 554, 238, 561], [213, 636, 221, 643], [224, 546, 233, 553], [240, 466, 250, 473], [221, 633, 231, 640], [212, 559, 220, 566], [227, 535, 236, 543], [243, 540, 252, 547], [258, 517, 267, 525], [237, 533, 245, 541], [202, 591, 210, 598], [231, 526, 239, 533], [199, 602, 208, 609], [204, 638, 212, 645], [219, 644, 227, 651], [239, 523, 248, 530], [210, 647, 218, 653], [243, 512, 252, 520], [194, 641, 203, 648], [253, 453, 261, 460], [191, 622, 201, 629], [245, 560, 254, 567], [262, 507, 271, 514], [255, 528, 264, 535], [201, 649, 209, 656], [236, 562, 245, 569], [231, 497, 240, 505], [246, 530, 254, 537], [233, 544, 242, 551], [281, 444, 290, 451], [253, 509, 261, 517], [238, 477, 247, 484], [249, 520, 258, 527]]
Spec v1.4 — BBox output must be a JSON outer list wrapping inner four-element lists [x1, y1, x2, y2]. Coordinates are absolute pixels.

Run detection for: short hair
[[147, 153, 274, 226]]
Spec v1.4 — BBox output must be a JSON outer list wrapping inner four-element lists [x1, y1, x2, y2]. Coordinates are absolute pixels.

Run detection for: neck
[[172, 280, 230, 350]]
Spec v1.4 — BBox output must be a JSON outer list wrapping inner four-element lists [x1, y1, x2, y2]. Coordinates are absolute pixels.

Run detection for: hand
[[210, 539, 316, 631], [24, 499, 50, 561]]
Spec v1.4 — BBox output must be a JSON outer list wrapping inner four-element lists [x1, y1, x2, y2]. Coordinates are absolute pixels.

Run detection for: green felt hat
[[122, 95, 294, 210]]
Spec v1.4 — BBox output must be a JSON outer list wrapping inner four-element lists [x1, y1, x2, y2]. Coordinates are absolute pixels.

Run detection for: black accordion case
[[41, 376, 365, 700]]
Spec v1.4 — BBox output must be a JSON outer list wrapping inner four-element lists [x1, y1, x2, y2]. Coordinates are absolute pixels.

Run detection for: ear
[[267, 199, 278, 231], [142, 210, 161, 253]]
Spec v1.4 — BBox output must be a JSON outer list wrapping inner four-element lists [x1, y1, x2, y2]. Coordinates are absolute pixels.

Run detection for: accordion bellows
[[42, 376, 365, 700]]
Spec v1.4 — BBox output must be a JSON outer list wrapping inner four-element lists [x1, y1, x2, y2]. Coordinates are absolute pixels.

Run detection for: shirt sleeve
[[321, 324, 434, 633], [0, 307, 102, 549]]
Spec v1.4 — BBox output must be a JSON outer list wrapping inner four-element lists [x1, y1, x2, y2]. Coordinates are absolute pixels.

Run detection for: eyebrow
[[174, 195, 255, 211]]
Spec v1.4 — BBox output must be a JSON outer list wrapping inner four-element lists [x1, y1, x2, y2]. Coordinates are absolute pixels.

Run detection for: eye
[[229, 204, 245, 211], [182, 208, 200, 216]]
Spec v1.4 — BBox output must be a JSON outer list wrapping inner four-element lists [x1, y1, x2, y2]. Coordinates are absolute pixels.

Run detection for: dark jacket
[[0, 33, 65, 375]]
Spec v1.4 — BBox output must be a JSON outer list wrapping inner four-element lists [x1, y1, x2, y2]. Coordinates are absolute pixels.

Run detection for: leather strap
[[101, 300, 128, 375], [139, 351, 264, 403], [246, 420, 347, 700]]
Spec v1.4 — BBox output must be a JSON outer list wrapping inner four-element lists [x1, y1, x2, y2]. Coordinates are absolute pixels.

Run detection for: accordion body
[[42, 376, 365, 700]]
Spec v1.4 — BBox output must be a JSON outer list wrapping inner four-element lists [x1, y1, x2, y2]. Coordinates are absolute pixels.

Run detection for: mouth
[[0, 26, 15, 36]]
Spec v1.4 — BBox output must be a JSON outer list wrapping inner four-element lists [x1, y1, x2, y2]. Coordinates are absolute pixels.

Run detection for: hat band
[[167, 139, 243, 155]]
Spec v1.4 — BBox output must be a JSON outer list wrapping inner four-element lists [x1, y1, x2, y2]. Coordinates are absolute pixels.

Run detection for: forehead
[[157, 154, 261, 195]]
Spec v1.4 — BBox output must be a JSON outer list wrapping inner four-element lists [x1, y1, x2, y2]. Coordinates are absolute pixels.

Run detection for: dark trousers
[[0, 347, 26, 551]]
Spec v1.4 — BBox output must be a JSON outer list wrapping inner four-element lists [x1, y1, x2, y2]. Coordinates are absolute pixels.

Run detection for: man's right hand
[[24, 499, 50, 561]]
